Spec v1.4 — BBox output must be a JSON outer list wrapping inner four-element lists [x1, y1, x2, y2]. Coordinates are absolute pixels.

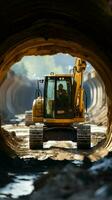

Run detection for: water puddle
[[0, 173, 39, 199]]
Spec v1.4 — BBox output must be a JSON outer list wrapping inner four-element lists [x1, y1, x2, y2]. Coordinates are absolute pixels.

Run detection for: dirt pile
[[0, 126, 19, 157]]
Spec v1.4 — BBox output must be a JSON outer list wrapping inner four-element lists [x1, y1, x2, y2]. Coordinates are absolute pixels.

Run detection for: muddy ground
[[0, 152, 112, 200], [0, 124, 112, 200]]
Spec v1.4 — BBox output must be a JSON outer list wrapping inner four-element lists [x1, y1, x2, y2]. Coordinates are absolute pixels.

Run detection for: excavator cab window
[[44, 76, 74, 118], [44, 77, 55, 118]]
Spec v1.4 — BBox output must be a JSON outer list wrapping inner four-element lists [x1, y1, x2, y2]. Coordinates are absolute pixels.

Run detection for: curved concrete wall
[[84, 71, 107, 125], [9, 76, 36, 114], [0, 71, 36, 121]]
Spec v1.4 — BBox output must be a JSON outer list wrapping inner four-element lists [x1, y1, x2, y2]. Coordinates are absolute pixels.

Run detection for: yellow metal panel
[[43, 117, 84, 124], [32, 117, 43, 123]]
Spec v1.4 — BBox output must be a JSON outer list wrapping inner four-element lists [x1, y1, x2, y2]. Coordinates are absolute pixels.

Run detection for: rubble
[[0, 127, 18, 158]]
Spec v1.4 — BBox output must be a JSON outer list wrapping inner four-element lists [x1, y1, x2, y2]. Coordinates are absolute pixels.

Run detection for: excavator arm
[[73, 58, 86, 117]]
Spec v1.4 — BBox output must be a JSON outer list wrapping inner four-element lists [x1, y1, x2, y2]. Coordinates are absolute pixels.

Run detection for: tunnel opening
[[0, 53, 108, 157]]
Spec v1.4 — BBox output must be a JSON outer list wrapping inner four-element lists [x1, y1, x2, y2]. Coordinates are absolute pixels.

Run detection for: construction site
[[0, 0, 112, 199]]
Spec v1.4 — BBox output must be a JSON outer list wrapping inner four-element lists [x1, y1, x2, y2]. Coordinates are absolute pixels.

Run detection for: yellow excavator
[[29, 58, 91, 149]]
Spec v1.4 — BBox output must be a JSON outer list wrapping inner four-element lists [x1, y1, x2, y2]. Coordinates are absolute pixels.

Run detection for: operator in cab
[[56, 83, 68, 111], [57, 83, 67, 97]]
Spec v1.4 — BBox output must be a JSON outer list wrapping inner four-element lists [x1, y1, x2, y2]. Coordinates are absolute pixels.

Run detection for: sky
[[11, 53, 93, 79]]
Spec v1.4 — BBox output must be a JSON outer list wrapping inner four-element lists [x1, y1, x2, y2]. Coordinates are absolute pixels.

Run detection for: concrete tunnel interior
[[0, 0, 112, 157]]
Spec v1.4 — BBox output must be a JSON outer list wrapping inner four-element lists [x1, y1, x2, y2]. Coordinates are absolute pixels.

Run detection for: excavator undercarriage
[[29, 124, 91, 149]]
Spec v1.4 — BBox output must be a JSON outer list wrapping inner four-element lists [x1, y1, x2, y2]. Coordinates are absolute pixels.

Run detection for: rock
[[30, 164, 94, 200], [82, 156, 92, 169]]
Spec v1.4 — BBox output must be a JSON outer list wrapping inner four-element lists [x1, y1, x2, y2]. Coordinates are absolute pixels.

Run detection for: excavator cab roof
[[46, 73, 73, 77]]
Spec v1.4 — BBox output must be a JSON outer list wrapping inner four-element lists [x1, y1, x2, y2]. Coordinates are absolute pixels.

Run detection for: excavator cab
[[44, 75, 75, 119]]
